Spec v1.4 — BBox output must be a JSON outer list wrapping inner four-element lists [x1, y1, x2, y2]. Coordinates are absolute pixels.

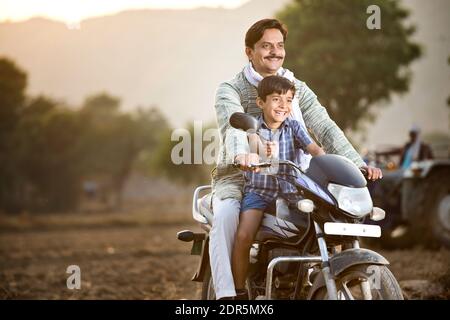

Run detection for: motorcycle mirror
[[229, 112, 258, 132]]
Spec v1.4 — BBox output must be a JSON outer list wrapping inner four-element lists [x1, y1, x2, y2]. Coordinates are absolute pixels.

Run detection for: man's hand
[[361, 165, 383, 181], [234, 153, 261, 172]]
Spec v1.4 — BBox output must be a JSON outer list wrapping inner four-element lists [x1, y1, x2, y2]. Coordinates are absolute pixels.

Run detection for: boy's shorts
[[241, 192, 276, 213]]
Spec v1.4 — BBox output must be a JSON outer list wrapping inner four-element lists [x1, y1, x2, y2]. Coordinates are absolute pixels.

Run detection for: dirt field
[[0, 209, 449, 300]]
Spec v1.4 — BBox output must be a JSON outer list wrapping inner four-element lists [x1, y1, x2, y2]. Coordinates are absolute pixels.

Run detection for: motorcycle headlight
[[327, 183, 373, 218]]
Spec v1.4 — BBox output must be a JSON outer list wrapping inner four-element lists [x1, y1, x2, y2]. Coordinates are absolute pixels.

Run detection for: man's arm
[[215, 82, 250, 163], [298, 83, 366, 167]]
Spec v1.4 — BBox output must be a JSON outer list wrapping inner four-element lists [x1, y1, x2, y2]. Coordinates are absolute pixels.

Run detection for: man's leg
[[232, 209, 264, 291], [209, 196, 240, 299]]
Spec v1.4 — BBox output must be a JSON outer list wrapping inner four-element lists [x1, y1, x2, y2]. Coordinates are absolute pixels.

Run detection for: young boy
[[231, 75, 325, 299]]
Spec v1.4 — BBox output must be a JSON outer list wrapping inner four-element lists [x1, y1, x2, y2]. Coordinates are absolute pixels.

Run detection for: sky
[[0, 0, 249, 24]]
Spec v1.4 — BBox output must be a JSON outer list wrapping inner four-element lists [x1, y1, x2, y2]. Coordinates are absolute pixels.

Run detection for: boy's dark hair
[[258, 76, 296, 102], [245, 19, 288, 49]]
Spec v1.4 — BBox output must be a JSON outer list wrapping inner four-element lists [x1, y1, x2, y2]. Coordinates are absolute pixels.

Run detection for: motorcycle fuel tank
[[306, 154, 367, 189]]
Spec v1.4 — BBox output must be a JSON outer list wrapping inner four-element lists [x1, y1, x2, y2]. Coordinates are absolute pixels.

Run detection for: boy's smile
[[257, 91, 293, 129]]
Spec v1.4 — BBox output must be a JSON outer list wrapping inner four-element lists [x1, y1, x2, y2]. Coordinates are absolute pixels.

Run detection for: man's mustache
[[264, 55, 284, 59]]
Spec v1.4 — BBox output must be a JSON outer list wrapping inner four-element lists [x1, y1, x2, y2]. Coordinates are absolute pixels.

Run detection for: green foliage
[[16, 96, 82, 211], [0, 56, 212, 213], [0, 57, 177, 212], [77, 96, 171, 208], [0, 57, 27, 128], [0, 58, 27, 212], [277, 0, 422, 133]]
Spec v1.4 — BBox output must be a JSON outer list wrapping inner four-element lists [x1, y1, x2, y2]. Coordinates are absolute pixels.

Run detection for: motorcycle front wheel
[[311, 264, 404, 300]]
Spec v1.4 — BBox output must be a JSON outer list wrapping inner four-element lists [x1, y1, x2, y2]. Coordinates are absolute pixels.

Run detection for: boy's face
[[257, 90, 293, 128]]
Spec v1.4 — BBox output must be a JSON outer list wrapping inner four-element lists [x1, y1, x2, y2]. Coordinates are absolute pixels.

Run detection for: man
[[399, 125, 433, 169], [209, 18, 382, 300], [373, 125, 433, 169]]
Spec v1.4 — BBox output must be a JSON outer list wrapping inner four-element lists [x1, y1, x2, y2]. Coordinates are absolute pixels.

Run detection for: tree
[[78, 93, 169, 209], [0, 57, 27, 130], [16, 96, 82, 212], [277, 0, 422, 133], [152, 122, 218, 185], [0, 57, 27, 212], [0, 57, 174, 212]]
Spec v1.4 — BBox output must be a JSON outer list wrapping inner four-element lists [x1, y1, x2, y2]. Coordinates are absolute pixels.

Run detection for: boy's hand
[[265, 141, 278, 158], [234, 153, 261, 172], [360, 165, 383, 181]]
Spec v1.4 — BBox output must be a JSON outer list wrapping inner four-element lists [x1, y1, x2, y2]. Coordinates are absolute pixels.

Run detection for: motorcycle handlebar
[[359, 168, 369, 178], [233, 159, 302, 172], [232, 162, 271, 169], [234, 160, 370, 179]]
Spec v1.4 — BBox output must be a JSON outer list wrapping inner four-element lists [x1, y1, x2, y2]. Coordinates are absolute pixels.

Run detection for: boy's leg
[[232, 208, 264, 291], [209, 196, 240, 300]]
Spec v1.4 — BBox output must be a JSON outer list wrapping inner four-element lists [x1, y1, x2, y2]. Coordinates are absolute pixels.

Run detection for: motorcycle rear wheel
[[201, 265, 254, 300], [201, 266, 216, 300]]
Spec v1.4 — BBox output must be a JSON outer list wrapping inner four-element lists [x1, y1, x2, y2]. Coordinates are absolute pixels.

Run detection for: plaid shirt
[[244, 115, 312, 200]]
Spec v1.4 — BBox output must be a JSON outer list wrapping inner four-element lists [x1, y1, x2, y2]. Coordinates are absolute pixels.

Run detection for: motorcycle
[[177, 112, 403, 300]]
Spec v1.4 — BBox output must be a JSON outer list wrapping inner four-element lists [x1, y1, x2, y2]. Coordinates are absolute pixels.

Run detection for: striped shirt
[[244, 115, 312, 200]]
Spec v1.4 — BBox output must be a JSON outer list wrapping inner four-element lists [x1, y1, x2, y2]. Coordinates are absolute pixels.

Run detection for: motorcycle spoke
[[360, 280, 373, 300], [340, 282, 355, 300]]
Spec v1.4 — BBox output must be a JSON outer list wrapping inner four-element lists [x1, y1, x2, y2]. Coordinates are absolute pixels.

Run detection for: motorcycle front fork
[[314, 222, 373, 300], [313, 221, 339, 300]]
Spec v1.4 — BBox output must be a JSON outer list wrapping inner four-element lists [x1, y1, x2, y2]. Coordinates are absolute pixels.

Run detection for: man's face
[[257, 91, 293, 128], [409, 131, 418, 142], [246, 28, 285, 76]]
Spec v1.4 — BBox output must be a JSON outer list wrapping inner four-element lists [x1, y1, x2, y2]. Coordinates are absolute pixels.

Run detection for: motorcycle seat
[[196, 193, 309, 244]]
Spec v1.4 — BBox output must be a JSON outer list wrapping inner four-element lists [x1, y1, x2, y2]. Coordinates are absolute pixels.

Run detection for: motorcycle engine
[[268, 248, 299, 274]]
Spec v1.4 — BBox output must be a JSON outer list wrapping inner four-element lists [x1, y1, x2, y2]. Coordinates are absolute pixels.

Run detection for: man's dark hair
[[257, 76, 296, 102], [245, 19, 288, 49]]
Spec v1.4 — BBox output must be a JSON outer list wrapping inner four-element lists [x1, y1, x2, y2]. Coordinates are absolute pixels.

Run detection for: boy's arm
[[306, 143, 325, 157], [291, 119, 324, 156], [291, 119, 313, 152]]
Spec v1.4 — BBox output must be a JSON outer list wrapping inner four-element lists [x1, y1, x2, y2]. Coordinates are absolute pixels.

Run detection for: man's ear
[[245, 47, 253, 61]]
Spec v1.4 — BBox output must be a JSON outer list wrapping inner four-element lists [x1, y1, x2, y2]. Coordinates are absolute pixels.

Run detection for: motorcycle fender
[[331, 248, 389, 276], [191, 235, 210, 282], [307, 248, 389, 299]]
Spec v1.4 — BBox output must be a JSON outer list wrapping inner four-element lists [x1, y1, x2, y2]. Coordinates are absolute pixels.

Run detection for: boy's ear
[[256, 97, 263, 109]]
